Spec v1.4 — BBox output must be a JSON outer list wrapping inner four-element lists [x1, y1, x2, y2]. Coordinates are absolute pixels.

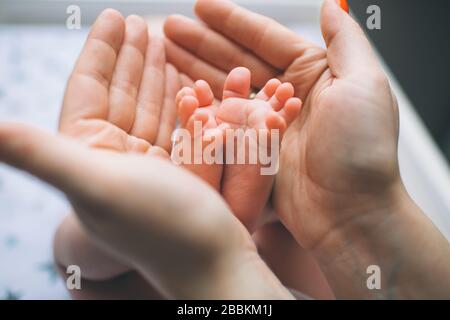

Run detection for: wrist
[[312, 181, 450, 298], [312, 179, 409, 265]]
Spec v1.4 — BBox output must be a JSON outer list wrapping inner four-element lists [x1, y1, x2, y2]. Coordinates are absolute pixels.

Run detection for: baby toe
[[279, 97, 302, 125], [255, 78, 281, 101], [186, 108, 211, 137], [269, 82, 295, 111], [179, 95, 199, 127], [194, 80, 215, 107], [265, 111, 287, 135], [222, 67, 251, 100], [176, 87, 196, 107]]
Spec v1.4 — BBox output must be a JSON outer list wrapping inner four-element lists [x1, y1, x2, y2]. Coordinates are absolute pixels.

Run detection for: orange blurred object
[[337, 0, 349, 13]]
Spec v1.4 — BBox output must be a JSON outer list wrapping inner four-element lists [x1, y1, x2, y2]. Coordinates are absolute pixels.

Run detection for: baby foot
[[174, 80, 225, 190], [218, 67, 302, 231]]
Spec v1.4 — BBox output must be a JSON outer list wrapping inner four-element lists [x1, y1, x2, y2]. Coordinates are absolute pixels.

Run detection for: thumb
[[0, 122, 101, 197], [321, 0, 382, 78]]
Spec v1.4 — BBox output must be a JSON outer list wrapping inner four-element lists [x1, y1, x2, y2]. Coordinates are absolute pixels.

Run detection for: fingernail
[[336, 0, 349, 13]]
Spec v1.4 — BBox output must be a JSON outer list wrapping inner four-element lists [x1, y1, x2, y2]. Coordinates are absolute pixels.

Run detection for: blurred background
[[0, 0, 449, 299], [349, 0, 450, 163]]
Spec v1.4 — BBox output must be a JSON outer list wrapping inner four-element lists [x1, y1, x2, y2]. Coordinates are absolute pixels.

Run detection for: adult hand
[[164, 0, 397, 248], [164, 0, 450, 298], [0, 123, 292, 299], [60, 10, 178, 153], [55, 9, 179, 297], [0, 11, 293, 299]]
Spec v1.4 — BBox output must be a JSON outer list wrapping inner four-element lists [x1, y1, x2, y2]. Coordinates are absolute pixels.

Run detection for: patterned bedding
[[0, 25, 88, 299]]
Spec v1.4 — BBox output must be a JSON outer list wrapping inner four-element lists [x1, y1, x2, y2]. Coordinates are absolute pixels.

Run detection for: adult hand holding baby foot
[[0, 123, 291, 299], [0, 8, 292, 300], [0, 0, 449, 300], [165, 0, 450, 298]]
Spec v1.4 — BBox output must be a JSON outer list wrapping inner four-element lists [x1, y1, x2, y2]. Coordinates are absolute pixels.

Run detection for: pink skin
[[175, 81, 224, 190], [177, 67, 302, 231]]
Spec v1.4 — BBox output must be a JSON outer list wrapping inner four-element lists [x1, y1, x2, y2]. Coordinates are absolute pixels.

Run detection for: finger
[[0, 122, 100, 195], [107, 15, 148, 132], [126, 135, 152, 153], [54, 214, 132, 281], [147, 146, 170, 159], [165, 38, 227, 98], [195, 0, 311, 69], [164, 15, 277, 88], [154, 64, 180, 152], [222, 67, 251, 100], [0, 122, 153, 204], [321, 0, 382, 78], [130, 34, 166, 143], [60, 9, 125, 132], [75, 118, 149, 153]]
